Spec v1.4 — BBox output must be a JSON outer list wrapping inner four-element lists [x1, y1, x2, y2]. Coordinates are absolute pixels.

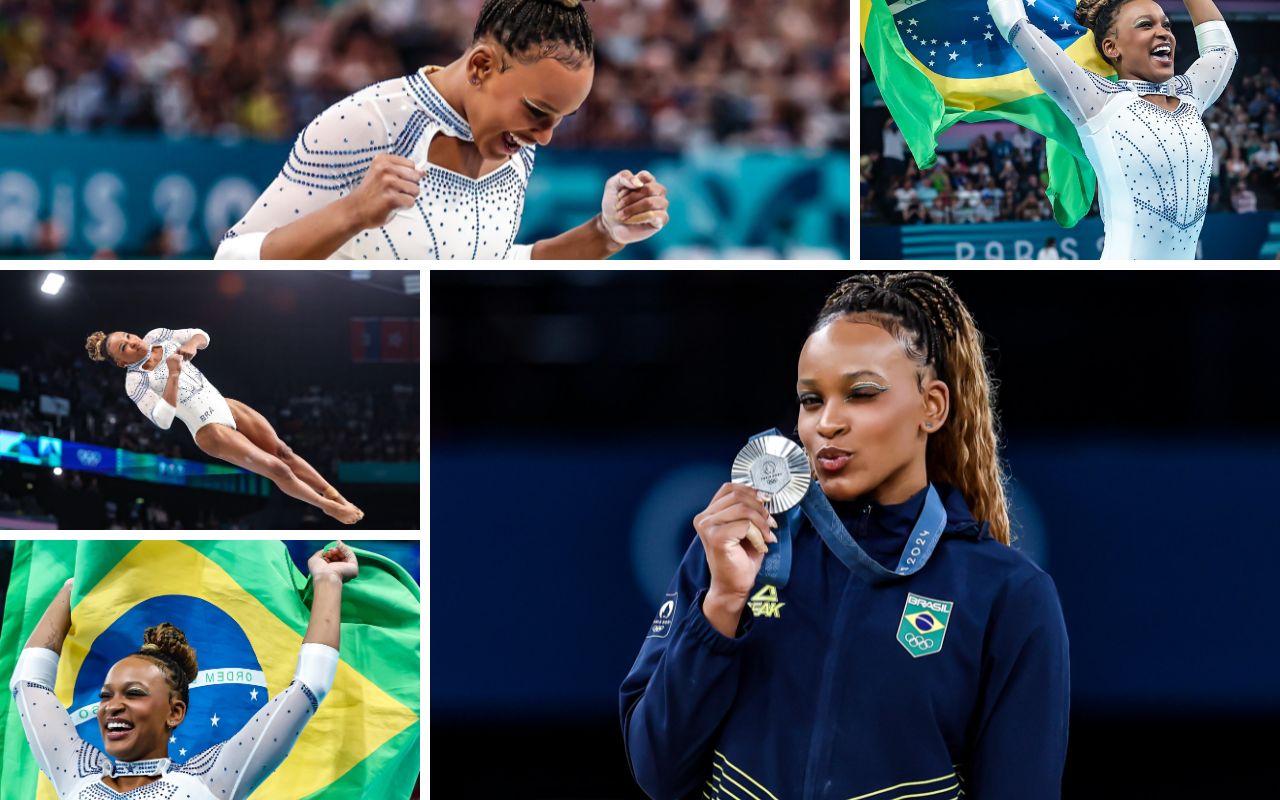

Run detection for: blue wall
[[432, 436, 1280, 720], [0, 131, 848, 258]]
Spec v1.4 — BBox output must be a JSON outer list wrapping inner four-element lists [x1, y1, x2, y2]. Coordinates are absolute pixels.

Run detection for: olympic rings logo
[[904, 632, 935, 649]]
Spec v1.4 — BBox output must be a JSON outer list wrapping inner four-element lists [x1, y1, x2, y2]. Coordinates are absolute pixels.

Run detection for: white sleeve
[[1184, 20, 1238, 114], [126, 370, 175, 430], [223, 92, 390, 245], [504, 243, 534, 260], [146, 328, 209, 348], [174, 328, 210, 349], [1007, 19, 1116, 126], [177, 644, 339, 800], [216, 230, 267, 260], [9, 648, 106, 794]]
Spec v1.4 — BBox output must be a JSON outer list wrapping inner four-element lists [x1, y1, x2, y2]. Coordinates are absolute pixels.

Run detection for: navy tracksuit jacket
[[620, 482, 1069, 800]]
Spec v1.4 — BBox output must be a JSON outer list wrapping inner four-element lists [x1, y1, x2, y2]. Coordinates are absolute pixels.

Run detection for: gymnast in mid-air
[[84, 327, 364, 525]]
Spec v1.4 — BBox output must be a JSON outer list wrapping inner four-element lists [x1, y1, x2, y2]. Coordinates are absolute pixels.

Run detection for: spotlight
[[41, 273, 65, 295], [52, 467, 63, 476]]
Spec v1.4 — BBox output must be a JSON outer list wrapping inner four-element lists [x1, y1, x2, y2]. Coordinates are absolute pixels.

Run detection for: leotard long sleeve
[[1006, 17, 1236, 258], [9, 643, 339, 799], [216, 68, 536, 261]]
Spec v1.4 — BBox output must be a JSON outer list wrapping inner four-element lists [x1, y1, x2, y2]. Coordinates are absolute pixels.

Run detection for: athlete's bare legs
[[194, 423, 362, 525], [226, 398, 362, 514]]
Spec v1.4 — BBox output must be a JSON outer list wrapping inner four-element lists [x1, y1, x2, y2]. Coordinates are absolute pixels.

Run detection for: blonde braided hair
[[813, 273, 1011, 545]]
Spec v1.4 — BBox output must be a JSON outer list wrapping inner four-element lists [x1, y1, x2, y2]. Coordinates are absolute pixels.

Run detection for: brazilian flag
[[0, 540, 420, 799], [860, 0, 1116, 227]]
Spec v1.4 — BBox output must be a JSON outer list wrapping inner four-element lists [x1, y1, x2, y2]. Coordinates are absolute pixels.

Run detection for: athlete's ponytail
[[812, 273, 1011, 545]]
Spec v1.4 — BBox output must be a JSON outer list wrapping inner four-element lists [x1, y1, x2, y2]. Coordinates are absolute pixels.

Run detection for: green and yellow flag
[[0, 540, 420, 799], [860, 0, 1117, 226]]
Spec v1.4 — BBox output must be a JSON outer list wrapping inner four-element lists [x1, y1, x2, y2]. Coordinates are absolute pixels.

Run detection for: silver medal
[[731, 435, 811, 513]]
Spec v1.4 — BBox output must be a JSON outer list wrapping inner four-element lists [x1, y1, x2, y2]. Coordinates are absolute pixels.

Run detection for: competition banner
[[0, 540, 420, 799], [860, 0, 1115, 226], [0, 429, 270, 495]]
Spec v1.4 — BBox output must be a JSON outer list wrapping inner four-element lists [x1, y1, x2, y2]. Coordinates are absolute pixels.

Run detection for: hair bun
[[141, 623, 198, 683], [1074, 0, 1107, 28], [85, 331, 107, 362]]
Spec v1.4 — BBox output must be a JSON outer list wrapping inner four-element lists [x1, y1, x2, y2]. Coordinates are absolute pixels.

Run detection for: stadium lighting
[[41, 273, 65, 295], [52, 467, 63, 476]]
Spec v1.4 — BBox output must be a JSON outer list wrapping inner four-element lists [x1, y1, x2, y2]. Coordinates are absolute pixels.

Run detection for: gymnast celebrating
[[215, 0, 669, 260], [988, 0, 1236, 259], [8, 542, 358, 799], [84, 327, 364, 525]]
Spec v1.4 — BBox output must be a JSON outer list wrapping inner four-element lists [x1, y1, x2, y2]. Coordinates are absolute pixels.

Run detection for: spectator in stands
[[954, 177, 980, 224], [0, 0, 849, 151], [1232, 180, 1258, 213], [1037, 237, 1060, 260]]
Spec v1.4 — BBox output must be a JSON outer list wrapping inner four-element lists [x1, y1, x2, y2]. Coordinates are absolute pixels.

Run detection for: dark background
[[0, 269, 420, 530], [432, 270, 1280, 797]]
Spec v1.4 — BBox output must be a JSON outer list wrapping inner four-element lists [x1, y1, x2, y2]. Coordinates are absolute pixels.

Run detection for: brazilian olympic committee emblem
[[896, 592, 952, 658]]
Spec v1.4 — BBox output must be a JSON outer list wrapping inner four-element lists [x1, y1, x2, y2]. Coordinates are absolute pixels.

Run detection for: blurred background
[[860, 0, 1280, 259], [432, 270, 1280, 797], [0, 269, 420, 530], [0, 0, 849, 258]]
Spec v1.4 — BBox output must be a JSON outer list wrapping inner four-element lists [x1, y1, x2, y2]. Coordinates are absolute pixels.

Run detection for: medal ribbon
[[747, 429, 947, 588]]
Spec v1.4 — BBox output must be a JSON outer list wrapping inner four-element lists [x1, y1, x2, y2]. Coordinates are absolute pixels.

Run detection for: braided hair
[[473, 0, 595, 68], [1075, 0, 1136, 64], [133, 623, 198, 710], [812, 273, 1011, 546], [85, 331, 109, 363]]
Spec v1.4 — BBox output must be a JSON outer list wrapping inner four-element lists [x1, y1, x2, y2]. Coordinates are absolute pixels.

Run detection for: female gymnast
[[84, 327, 364, 525], [215, 0, 669, 260], [988, 0, 1236, 259], [9, 542, 357, 798], [621, 273, 1069, 798]]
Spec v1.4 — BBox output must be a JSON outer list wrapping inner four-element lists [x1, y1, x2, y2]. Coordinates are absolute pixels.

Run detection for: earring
[[925, 422, 934, 429], [470, 77, 480, 86]]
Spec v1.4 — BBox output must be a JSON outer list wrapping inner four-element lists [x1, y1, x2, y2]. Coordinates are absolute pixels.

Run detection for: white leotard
[[1008, 19, 1237, 259], [216, 67, 536, 261], [124, 328, 236, 438], [9, 644, 338, 800]]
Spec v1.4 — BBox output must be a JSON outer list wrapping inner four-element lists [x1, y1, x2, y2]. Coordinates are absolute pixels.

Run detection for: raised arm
[[1183, 0, 1224, 26], [10, 580, 108, 795], [988, 0, 1115, 126], [303, 542, 358, 649], [180, 544, 357, 799], [22, 577, 73, 653], [1182, 2, 1237, 113]]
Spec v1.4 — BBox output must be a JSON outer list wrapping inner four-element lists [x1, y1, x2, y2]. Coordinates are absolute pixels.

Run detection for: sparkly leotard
[[1008, 20, 1237, 259], [124, 328, 236, 438], [10, 644, 337, 800], [217, 67, 536, 260]]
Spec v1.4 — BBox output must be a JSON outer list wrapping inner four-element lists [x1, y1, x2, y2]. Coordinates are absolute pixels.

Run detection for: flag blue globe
[[69, 595, 268, 763]]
